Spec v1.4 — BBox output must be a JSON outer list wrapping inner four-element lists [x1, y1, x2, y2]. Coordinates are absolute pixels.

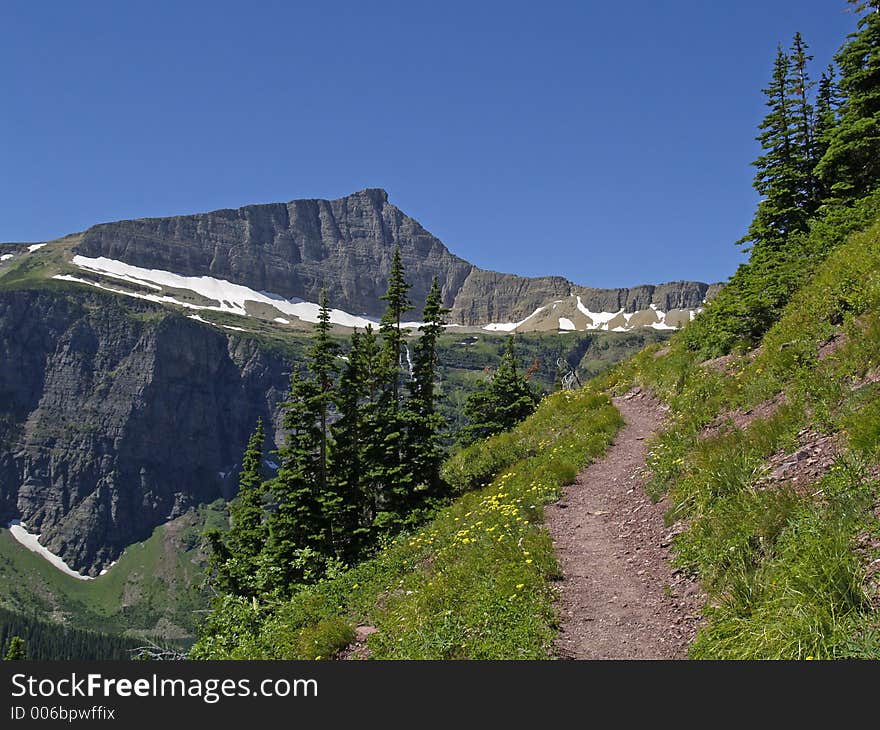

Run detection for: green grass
[[596, 214, 880, 659], [191, 387, 623, 659], [0, 503, 224, 642]]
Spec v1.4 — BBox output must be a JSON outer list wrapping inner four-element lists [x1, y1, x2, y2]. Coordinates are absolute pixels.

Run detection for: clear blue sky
[[0, 1, 858, 287]]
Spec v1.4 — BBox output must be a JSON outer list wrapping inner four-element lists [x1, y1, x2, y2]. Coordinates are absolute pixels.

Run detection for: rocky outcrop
[[0, 287, 290, 574], [71, 189, 716, 325]]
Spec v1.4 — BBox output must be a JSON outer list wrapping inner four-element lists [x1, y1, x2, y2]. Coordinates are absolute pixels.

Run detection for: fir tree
[[206, 419, 268, 597], [788, 32, 817, 211], [263, 293, 339, 592], [740, 45, 808, 251], [460, 338, 540, 444], [329, 329, 372, 560], [379, 246, 413, 403], [406, 277, 451, 505], [374, 247, 415, 529], [813, 64, 842, 199], [4, 636, 26, 661], [816, 0, 880, 201]]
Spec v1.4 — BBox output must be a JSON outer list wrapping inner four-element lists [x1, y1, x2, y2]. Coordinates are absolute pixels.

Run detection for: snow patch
[[222, 325, 247, 332], [67, 256, 382, 328], [483, 306, 546, 332], [558, 317, 576, 331], [7, 520, 93, 580], [273, 318, 290, 324], [0, 254, 13, 262], [27, 243, 47, 253]]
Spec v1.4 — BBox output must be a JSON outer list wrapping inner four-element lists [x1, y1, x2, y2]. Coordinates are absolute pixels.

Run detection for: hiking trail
[[546, 389, 703, 659]]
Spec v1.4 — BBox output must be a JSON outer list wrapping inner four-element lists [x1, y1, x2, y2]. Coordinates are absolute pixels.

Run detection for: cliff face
[[72, 189, 715, 325], [0, 288, 290, 574], [73, 189, 476, 319]]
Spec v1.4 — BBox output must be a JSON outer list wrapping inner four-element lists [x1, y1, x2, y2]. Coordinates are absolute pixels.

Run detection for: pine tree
[[206, 419, 268, 597], [740, 45, 809, 252], [406, 276, 451, 505], [329, 329, 372, 561], [379, 246, 413, 403], [813, 64, 842, 199], [263, 293, 339, 592], [4, 636, 26, 661], [373, 247, 416, 530], [788, 32, 817, 211], [816, 0, 880, 201], [460, 338, 540, 444]]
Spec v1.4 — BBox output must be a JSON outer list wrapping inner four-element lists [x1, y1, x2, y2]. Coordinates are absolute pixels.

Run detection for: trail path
[[546, 389, 703, 659]]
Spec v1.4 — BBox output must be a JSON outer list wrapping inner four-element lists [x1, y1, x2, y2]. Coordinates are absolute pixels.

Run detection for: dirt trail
[[546, 390, 703, 659]]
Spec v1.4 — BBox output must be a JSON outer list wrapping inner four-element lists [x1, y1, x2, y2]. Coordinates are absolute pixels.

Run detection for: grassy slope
[[602, 216, 880, 658], [0, 503, 225, 643], [191, 387, 623, 659]]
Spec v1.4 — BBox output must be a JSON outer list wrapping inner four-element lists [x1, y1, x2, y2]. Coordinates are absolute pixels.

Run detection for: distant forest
[[0, 607, 141, 661]]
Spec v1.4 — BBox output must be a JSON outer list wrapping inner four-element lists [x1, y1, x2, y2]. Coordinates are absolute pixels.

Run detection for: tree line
[[207, 247, 540, 600], [685, 0, 880, 355], [0, 607, 140, 661]]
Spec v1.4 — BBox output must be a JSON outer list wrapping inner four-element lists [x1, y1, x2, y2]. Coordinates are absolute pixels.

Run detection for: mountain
[[27, 188, 717, 331], [0, 188, 713, 590]]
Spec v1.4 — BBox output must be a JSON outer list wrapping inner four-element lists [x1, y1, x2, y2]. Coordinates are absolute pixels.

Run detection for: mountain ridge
[[58, 188, 719, 326]]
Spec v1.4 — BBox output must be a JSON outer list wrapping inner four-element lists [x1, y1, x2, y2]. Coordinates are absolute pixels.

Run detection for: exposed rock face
[[0, 288, 290, 574], [449, 270, 573, 325], [73, 189, 475, 319], [72, 189, 716, 324], [573, 281, 714, 314]]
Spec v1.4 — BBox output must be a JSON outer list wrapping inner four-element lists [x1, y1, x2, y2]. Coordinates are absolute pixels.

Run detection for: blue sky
[[0, 1, 858, 287]]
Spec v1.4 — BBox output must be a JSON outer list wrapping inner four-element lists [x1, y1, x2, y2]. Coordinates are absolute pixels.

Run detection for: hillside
[[191, 206, 880, 659]]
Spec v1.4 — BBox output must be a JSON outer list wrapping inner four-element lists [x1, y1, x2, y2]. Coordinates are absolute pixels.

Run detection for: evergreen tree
[[816, 0, 880, 201], [263, 293, 339, 592], [374, 247, 415, 529], [813, 64, 842, 199], [740, 45, 809, 252], [460, 338, 540, 444], [406, 277, 450, 505], [206, 419, 268, 597], [788, 32, 817, 211], [329, 329, 372, 560], [4, 636, 26, 661], [379, 246, 413, 403]]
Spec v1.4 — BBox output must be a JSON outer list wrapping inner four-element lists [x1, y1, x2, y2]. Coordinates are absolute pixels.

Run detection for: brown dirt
[[818, 332, 847, 360], [546, 390, 703, 659], [339, 625, 378, 660]]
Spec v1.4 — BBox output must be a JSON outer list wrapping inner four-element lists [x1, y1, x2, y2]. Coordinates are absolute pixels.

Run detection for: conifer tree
[[379, 246, 413, 403], [460, 338, 540, 444], [4, 636, 26, 661], [374, 247, 415, 529], [788, 32, 817, 211], [740, 45, 808, 251], [406, 277, 450, 504], [206, 419, 267, 597], [813, 64, 842, 199], [816, 0, 880, 201], [264, 293, 339, 591], [329, 329, 372, 560]]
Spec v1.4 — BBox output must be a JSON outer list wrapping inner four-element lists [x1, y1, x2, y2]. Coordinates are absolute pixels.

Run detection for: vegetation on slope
[[605, 214, 880, 658], [191, 386, 622, 659]]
